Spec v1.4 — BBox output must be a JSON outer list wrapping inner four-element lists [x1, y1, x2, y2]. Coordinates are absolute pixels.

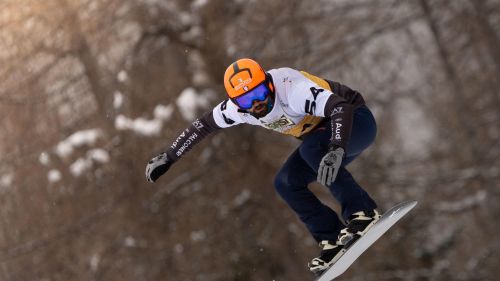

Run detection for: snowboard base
[[315, 201, 418, 281]]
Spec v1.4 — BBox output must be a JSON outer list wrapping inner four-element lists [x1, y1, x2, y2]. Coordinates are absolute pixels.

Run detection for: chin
[[250, 110, 268, 119]]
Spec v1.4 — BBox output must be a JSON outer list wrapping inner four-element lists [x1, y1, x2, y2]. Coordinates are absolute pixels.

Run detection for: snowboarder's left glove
[[146, 152, 172, 183], [317, 145, 344, 186]]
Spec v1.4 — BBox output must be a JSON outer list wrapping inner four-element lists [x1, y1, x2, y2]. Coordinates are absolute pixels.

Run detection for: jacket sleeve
[[323, 96, 354, 149], [165, 111, 221, 162], [323, 80, 366, 149]]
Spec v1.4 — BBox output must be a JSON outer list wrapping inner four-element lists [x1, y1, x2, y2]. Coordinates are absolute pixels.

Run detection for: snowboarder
[[145, 58, 381, 274]]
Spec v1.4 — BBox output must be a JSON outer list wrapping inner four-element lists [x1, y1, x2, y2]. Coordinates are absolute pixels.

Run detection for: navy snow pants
[[274, 105, 378, 242]]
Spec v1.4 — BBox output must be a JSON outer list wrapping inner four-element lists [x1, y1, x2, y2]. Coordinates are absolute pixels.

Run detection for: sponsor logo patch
[[261, 114, 295, 131], [192, 119, 204, 130], [234, 78, 252, 91], [335, 123, 342, 140]]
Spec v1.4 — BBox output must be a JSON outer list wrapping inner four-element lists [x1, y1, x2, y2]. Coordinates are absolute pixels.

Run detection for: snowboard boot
[[338, 209, 381, 248], [308, 240, 346, 275]]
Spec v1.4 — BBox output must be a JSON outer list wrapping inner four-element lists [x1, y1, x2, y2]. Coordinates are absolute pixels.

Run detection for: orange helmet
[[224, 58, 272, 99]]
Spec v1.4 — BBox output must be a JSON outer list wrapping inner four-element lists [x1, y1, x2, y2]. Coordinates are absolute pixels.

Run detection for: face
[[232, 80, 275, 118], [246, 95, 273, 118]]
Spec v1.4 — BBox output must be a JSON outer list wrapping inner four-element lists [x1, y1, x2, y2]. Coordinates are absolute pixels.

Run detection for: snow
[[47, 103, 174, 178], [69, 149, 110, 176], [1, 173, 13, 187], [153, 104, 174, 120], [188, 52, 210, 86], [48, 169, 62, 183], [190, 230, 207, 242], [70, 158, 93, 176], [233, 189, 251, 207], [124, 236, 137, 247], [191, 0, 209, 10], [117, 70, 128, 82], [178, 12, 192, 26], [87, 149, 110, 164], [181, 25, 203, 43], [113, 91, 124, 109], [174, 243, 184, 254], [192, 70, 209, 86], [176, 88, 210, 121], [115, 104, 173, 136], [226, 45, 236, 56], [55, 141, 74, 159], [24, 17, 35, 30], [115, 115, 162, 136], [90, 254, 100, 272], [41, 129, 111, 178], [39, 152, 50, 165], [55, 129, 103, 158]]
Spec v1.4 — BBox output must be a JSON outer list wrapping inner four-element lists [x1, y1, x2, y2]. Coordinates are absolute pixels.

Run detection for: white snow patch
[[48, 169, 62, 183], [153, 104, 174, 121], [178, 12, 192, 26], [114, 104, 173, 136], [113, 91, 124, 109], [190, 230, 206, 242], [176, 88, 210, 121], [227, 45, 236, 57], [115, 115, 163, 136], [39, 152, 50, 165], [55, 129, 103, 158], [24, 17, 35, 30], [192, 71, 210, 86], [174, 243, 184, 254], [1, 173, 13, 187], [191, 0, 208, 10], [117, 70, 128, 82], [70, 158, 92, 176], [90, 254, 100, 272], [181, 25, 203, 42], [233, 189, 251, 207], [124, 236, 137, 247], [56, 141, 74, 158], [69, 149, 110, 177], [87, 149, 110, 164]]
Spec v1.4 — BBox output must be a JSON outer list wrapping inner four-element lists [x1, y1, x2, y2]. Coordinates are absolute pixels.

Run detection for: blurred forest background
[[1, 0, 499, 280]]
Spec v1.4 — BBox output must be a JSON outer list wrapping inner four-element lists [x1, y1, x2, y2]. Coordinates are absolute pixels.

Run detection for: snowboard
[[316, 200, 418, 281]]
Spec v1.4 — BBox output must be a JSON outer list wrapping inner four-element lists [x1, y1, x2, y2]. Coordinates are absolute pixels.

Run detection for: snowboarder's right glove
[[317, 145, 344, 186], [146, 152, 172, 183]]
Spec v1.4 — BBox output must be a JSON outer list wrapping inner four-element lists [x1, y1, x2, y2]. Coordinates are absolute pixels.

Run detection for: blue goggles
[[233, 83, 271, 110]]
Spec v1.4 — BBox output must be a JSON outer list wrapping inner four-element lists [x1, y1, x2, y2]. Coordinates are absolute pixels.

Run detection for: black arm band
[[166, 111, 221, 162], [324, 97, 354, 149]]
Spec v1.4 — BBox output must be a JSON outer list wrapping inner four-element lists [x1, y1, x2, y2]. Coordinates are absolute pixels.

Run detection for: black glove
[[145, 152, 173, 183], [317, 145, 344, 186]]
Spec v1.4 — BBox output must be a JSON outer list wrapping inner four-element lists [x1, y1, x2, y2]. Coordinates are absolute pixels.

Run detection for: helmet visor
[[233, 83, 271, 110]]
